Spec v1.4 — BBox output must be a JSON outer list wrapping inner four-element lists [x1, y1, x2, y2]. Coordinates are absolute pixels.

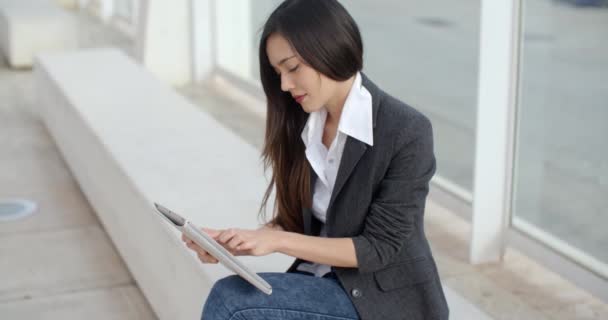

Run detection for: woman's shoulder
[[362, 73, 431, 136], [372, 87, 433, 146], [380, 92, 430, 126]]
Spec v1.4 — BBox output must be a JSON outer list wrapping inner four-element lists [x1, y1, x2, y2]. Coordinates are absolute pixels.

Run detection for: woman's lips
[[294, 94, 307, 103]]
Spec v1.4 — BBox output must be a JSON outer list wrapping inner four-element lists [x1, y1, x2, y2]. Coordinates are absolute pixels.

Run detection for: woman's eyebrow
[[277, 55, 296, 66]]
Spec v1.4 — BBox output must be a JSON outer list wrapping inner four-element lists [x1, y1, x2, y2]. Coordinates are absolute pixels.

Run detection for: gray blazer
[[287, 73, 449, 320]]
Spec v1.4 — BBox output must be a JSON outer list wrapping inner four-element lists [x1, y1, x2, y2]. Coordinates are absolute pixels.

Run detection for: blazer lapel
[[326, 73, 381, 227], [303, 72, 381, 235], [327, 137, 368, 213]]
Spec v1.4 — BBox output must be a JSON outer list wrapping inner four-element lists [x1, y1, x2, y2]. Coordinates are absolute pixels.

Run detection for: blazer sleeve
[[351, 115, 436, 274]]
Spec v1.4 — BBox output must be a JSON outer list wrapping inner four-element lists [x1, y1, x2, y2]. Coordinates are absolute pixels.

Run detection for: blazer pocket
[[374, 257, 434, 292]]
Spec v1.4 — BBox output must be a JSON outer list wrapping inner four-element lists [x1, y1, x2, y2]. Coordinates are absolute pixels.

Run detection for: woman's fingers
[[197, 251, 218, 264], [202, 228, 221, 239], [226, 234, 243, 250], [186, 241, 219, 264], [183, 229, 224, 264], [181, 233, 190, 243], [217, 228, 236, 244], [185, 240, 199, 252], [185, 238, 206, 255], [237, 241, 253, 251], [184, 227, 255, 261], [184, 228, 221, 244]]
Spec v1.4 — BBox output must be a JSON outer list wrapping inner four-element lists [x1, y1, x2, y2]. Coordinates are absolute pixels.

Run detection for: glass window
[[216, 0, 254, 80], [114, 0, 133, 22], [341, 0, 480, 191], [251, 1, 283, 80], [513, 0, 608, 274]]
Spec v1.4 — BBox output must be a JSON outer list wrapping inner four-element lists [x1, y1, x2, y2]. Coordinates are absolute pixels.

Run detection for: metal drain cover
[[0, 199, 37, 221]]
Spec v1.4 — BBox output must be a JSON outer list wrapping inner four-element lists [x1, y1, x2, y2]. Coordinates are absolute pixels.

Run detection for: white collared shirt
[[296, 72, 374, 277]]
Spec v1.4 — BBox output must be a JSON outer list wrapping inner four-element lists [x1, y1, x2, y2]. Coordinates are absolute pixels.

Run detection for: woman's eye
[[289, 65, 299, 73]]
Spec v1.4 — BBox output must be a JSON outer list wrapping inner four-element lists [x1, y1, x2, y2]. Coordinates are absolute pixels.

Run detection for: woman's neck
[[325, 75, 356, 126]]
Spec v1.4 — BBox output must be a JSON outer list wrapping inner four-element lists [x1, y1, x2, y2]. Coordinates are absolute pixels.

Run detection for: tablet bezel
[[153, 203, 273, 295]]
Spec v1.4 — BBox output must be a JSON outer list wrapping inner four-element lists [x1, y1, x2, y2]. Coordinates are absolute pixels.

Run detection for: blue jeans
[[201, 272, 360, 320]]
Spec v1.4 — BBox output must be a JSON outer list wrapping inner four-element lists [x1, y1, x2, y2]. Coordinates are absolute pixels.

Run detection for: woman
[[182, 0, 449, 319]]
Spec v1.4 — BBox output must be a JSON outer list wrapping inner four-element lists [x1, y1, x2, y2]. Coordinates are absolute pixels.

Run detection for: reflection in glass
[[513, 0, 608, 275]]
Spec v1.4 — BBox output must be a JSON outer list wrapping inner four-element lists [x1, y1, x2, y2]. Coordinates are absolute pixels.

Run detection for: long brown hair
[[258, 0, 364, 233]]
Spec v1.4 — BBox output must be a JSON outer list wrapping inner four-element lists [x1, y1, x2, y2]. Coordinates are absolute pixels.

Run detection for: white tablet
[[153, 203, 273, 295]]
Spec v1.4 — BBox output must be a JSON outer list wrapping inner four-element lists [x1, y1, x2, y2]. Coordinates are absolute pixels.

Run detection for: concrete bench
[[0, 0, 77, 68], [34, 48, 292, 319]]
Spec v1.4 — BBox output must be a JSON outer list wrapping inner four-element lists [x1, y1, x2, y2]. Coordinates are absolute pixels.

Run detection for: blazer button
[[351, 288, 362, 298]]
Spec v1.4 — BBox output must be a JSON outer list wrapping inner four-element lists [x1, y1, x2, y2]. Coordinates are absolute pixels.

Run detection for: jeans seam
[[228, 307, 358, 320]]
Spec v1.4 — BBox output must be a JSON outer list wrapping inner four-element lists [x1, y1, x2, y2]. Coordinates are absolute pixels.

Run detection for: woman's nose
[[280, 74, 295, 92]]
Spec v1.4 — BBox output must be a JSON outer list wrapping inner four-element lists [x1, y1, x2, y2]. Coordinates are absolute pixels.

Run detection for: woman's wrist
[[273, 230, 292, 253]]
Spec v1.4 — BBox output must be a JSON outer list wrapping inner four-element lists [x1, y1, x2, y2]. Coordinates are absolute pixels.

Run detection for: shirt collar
[[301, 72, 374, 147]]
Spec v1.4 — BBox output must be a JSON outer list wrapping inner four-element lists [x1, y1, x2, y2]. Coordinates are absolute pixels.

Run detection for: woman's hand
[[181, 228, 221, 264], [216, 227, 282, 257], [182, 227, 283, 264]]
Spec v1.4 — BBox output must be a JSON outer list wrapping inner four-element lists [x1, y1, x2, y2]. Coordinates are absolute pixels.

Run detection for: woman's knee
[[202, 275, 242, 319], [213, 275, 243, 292]]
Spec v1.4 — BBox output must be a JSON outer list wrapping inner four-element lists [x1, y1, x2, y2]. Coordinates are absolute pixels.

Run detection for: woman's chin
[[300, 104, 312, 113], [301, 102, 321, 114]]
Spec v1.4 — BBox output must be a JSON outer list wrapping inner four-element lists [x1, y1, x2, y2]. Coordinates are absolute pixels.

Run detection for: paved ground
[[0, 9, 155, 320]]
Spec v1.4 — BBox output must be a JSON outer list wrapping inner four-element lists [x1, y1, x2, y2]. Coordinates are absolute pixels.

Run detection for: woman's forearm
[[276, 231, 358, 268]]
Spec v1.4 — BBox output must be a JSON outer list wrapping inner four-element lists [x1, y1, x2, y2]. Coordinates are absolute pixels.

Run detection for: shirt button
[[351, 288, 362, 298], [328, 159, 335, 164]]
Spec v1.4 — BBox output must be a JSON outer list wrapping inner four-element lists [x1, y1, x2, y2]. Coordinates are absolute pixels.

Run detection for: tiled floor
[[0, 9, 156, 320], [0, 66, 156, 319]]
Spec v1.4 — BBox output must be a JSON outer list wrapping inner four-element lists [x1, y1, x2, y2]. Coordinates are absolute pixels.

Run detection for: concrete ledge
[[0, 0, 77, 68], [34, 48, 292, 319]]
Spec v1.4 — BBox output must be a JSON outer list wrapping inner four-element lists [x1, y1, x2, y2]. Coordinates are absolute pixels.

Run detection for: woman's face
[[266, 33, 337, 113]]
